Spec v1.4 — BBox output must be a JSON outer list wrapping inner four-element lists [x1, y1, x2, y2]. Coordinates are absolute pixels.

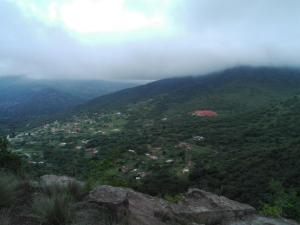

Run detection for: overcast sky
[[0, 0, 300, 81]]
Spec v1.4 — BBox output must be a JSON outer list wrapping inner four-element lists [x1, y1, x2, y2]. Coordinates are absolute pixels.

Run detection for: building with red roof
[[192, 110, 218, 117]]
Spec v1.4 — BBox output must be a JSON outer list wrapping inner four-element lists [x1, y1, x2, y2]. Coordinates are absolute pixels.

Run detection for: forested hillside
[[7, 66, 300, 220]]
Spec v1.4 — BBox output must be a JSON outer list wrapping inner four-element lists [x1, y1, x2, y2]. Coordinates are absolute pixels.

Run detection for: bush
[[259, 204, 282, 217], [164, 193, 184, 203], [0, 137, 23, 173], [0, 171, 21, 207], [259, 180, 300, 220], [32, 192, 74, 225]]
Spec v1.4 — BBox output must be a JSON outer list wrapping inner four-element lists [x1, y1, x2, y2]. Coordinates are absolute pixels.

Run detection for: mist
[[0, 0, 299, 81]]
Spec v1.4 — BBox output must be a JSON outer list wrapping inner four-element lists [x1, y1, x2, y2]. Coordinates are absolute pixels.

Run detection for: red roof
[[192, 110, 218, 117]]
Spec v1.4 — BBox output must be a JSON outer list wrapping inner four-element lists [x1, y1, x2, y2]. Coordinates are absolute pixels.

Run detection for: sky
[[0, 0, 300, 81]]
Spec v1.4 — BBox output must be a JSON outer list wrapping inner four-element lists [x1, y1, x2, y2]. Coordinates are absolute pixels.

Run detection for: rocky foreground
[[39, 175, 299, 225]]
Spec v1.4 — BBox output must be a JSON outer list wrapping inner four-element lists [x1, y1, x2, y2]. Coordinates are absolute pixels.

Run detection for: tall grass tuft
[[32, 181, 88, 225], [32, 191, 74, 225]]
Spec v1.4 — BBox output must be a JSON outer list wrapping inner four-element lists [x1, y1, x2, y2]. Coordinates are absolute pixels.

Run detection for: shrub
[[164, 194, 184, 203], [0, 137, 23, 173], [259, 180, 300, 220], [32, 192, 74, 225], [0, 171, 21, 207], [259, 204, 282, 217]]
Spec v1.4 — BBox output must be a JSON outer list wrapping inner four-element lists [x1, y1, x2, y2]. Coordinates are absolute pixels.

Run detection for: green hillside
[[85, 66, 300, 112], [8, 66, 300, 220]]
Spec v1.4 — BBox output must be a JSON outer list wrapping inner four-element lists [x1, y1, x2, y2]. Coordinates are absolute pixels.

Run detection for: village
[[9, 112, 127, 163], [8, 108, 212, 183]]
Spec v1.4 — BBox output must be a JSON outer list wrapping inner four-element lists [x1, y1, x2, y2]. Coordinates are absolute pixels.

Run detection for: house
[[149, 155, 158, 160], [176, 142, 193, 151], [86, 148, 98, 157], [193, 136, 205, 141], [75, 146, 82, 150], [182, 168, 190, 173], [128, 149, 136, 154], [192, 110, 218, 117], [165, 159, 174, 163]]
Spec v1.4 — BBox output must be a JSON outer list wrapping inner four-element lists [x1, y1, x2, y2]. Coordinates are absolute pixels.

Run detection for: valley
[[4, 67, 300, 221], [1, 1, 299, 224]]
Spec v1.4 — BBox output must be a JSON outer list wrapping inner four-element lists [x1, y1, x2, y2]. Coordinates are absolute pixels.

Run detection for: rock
[[89, 185, 129, 208], [88, 186, 130, 224], [169, 188, 256, 225], [79, 185, 257, 225], [229, 215, 300, 225], [40, 175, 84, 187]]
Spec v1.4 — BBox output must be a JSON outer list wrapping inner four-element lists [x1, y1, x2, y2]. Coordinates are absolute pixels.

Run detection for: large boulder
[[79, 185, 256, 225], [169, 188, 256, 225], [88, 186, 130, 224]]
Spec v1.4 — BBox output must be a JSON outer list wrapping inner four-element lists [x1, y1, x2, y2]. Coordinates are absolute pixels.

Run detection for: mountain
[[40, 79, 136, 100], [0, 88, 79, 117], [0, 75, 136, 101], [85, 66, 300, 113], [8, 66, 300, 221], [0, 76, 135, 133]]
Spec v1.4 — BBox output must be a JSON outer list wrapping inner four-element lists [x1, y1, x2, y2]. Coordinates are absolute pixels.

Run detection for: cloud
[[0, 0, 299, 80]]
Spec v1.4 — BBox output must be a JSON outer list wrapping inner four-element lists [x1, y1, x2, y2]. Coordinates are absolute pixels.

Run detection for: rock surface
[[38, 176, 299, 225], [169, 188, 255, 225], [77, 185, 256, 225], [231, 215, 300, 225]]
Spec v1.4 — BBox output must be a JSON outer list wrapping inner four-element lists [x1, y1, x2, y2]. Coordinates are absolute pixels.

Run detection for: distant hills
[[84, 66, 300, 113], [0, 76, 135, 132]]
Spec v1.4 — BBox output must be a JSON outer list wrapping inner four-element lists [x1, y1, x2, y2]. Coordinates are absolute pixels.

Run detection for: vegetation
[[32, 191, 74, 225], [259, 181, 300, 220], [32, 181, 87, 225], [0, 172, 21, 208], [164, 194, 184, 203], [3, 67, 300, 220]]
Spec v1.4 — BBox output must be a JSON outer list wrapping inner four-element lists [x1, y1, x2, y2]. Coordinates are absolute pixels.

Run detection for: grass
[[41, 180, 88, 200], [0, 171, 21, 207], [32, 192, 74, 225], [32, 181, 89, 225]]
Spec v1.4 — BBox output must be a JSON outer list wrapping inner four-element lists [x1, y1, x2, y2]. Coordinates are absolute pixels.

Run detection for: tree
[[0, 137, 22, 173], [0, 137, 8, 151]]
